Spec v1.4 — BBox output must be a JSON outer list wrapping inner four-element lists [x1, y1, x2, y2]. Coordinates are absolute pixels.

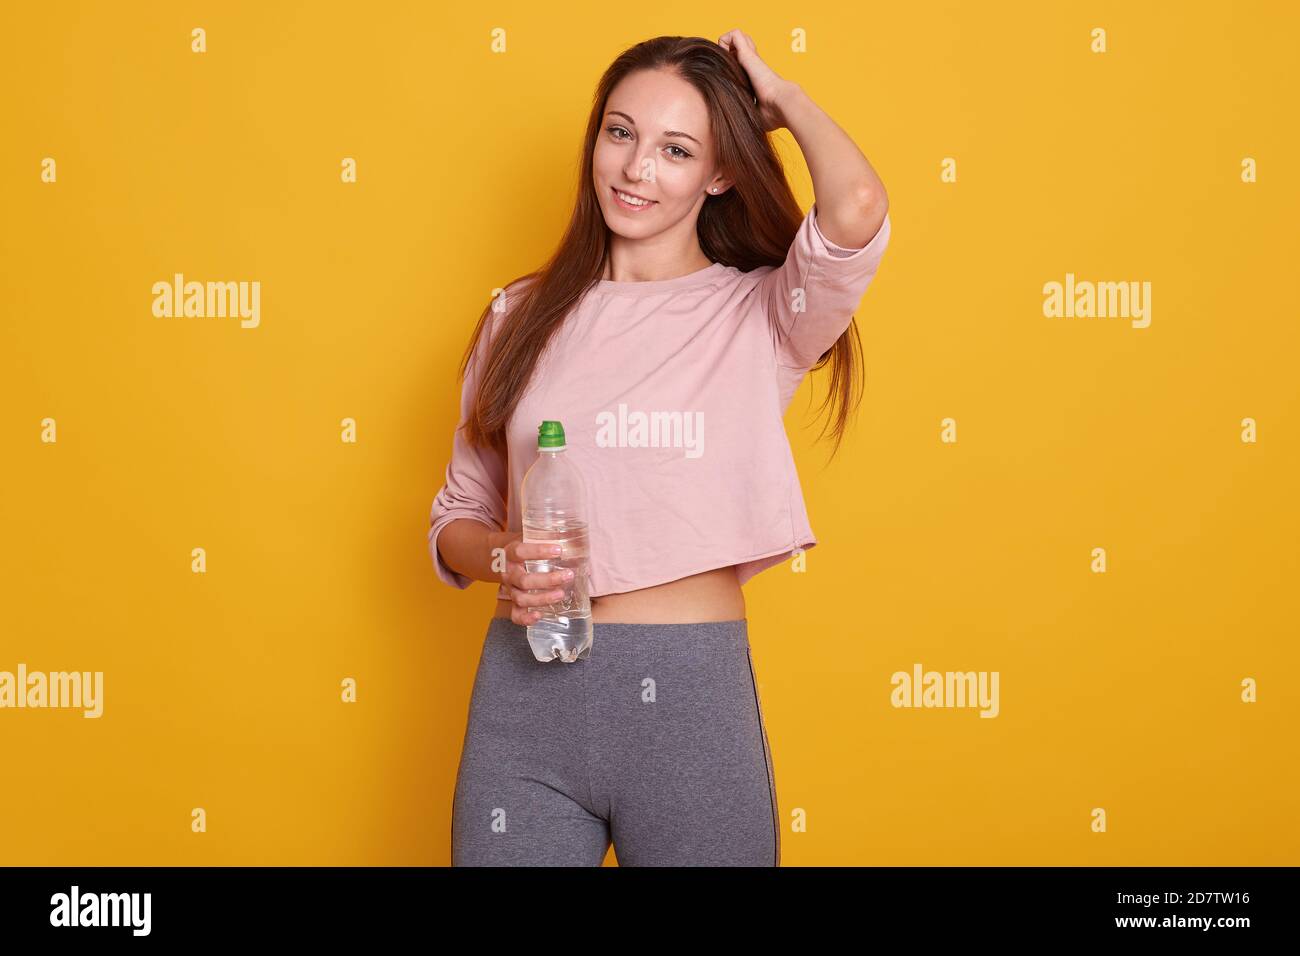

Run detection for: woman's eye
[[605, 125, 689, 159]]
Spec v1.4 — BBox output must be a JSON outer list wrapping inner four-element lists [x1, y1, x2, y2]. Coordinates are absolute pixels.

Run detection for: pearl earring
[[709, 187, 717, 193]]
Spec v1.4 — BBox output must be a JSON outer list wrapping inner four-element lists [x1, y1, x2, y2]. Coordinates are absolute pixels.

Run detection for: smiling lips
[[612, 186, 657, 211]]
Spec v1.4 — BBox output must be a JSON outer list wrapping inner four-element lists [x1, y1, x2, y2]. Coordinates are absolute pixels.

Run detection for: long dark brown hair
[[458, 35, 864, 461]]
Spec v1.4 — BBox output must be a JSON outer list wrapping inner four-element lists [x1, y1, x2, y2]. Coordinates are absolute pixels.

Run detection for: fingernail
[[550, 545, 562, 554], [563, 569, 574, 579]]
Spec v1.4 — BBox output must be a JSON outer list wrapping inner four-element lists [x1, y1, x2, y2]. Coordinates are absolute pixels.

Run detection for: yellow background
[[1, 0, 1295, 865]]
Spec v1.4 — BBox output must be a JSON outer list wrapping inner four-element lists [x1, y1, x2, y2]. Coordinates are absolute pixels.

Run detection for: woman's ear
[[706, 178, 734, 196]]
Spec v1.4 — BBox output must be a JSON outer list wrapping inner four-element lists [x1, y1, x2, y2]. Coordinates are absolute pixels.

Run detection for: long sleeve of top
[[427, 288, 514, 593]]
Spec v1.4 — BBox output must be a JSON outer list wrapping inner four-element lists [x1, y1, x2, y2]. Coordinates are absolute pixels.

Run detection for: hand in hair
[[718, 28, 799, 133]]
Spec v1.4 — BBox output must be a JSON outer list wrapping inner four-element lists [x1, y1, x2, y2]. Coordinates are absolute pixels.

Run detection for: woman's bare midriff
[[493, 565, 745, 624]]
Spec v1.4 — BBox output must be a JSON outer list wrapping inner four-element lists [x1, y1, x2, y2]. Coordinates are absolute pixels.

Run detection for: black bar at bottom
[[0, 865, 1287, 940]]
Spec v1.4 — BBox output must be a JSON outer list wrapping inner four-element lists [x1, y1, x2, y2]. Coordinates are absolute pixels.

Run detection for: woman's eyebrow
[[606, 110, 702, 147]]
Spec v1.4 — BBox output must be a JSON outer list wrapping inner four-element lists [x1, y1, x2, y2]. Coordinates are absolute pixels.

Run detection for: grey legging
[[451, 616, 780, 866]]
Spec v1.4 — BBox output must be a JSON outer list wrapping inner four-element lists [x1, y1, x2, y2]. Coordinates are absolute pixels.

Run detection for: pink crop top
[[428, 202, 892, 599]]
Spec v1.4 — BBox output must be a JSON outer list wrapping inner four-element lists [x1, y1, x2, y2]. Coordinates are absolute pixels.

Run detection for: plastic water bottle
[[520, 420, 593, 662]]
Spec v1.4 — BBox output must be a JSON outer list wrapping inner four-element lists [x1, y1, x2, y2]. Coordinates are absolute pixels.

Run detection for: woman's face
[[592, 68, 730, 238]]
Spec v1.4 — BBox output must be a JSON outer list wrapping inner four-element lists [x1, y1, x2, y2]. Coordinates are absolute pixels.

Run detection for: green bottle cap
[[537, 420, 566, 448]]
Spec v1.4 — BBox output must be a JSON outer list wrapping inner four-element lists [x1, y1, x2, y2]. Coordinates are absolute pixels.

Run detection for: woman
[[430, 30, 891, 866]]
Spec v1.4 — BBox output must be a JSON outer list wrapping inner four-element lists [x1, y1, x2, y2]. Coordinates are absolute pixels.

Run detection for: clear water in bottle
[[520, 420, 593, 663]]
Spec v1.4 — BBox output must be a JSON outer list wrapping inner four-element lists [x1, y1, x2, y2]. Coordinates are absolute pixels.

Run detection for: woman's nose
[[624, 153, 653, 183]]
